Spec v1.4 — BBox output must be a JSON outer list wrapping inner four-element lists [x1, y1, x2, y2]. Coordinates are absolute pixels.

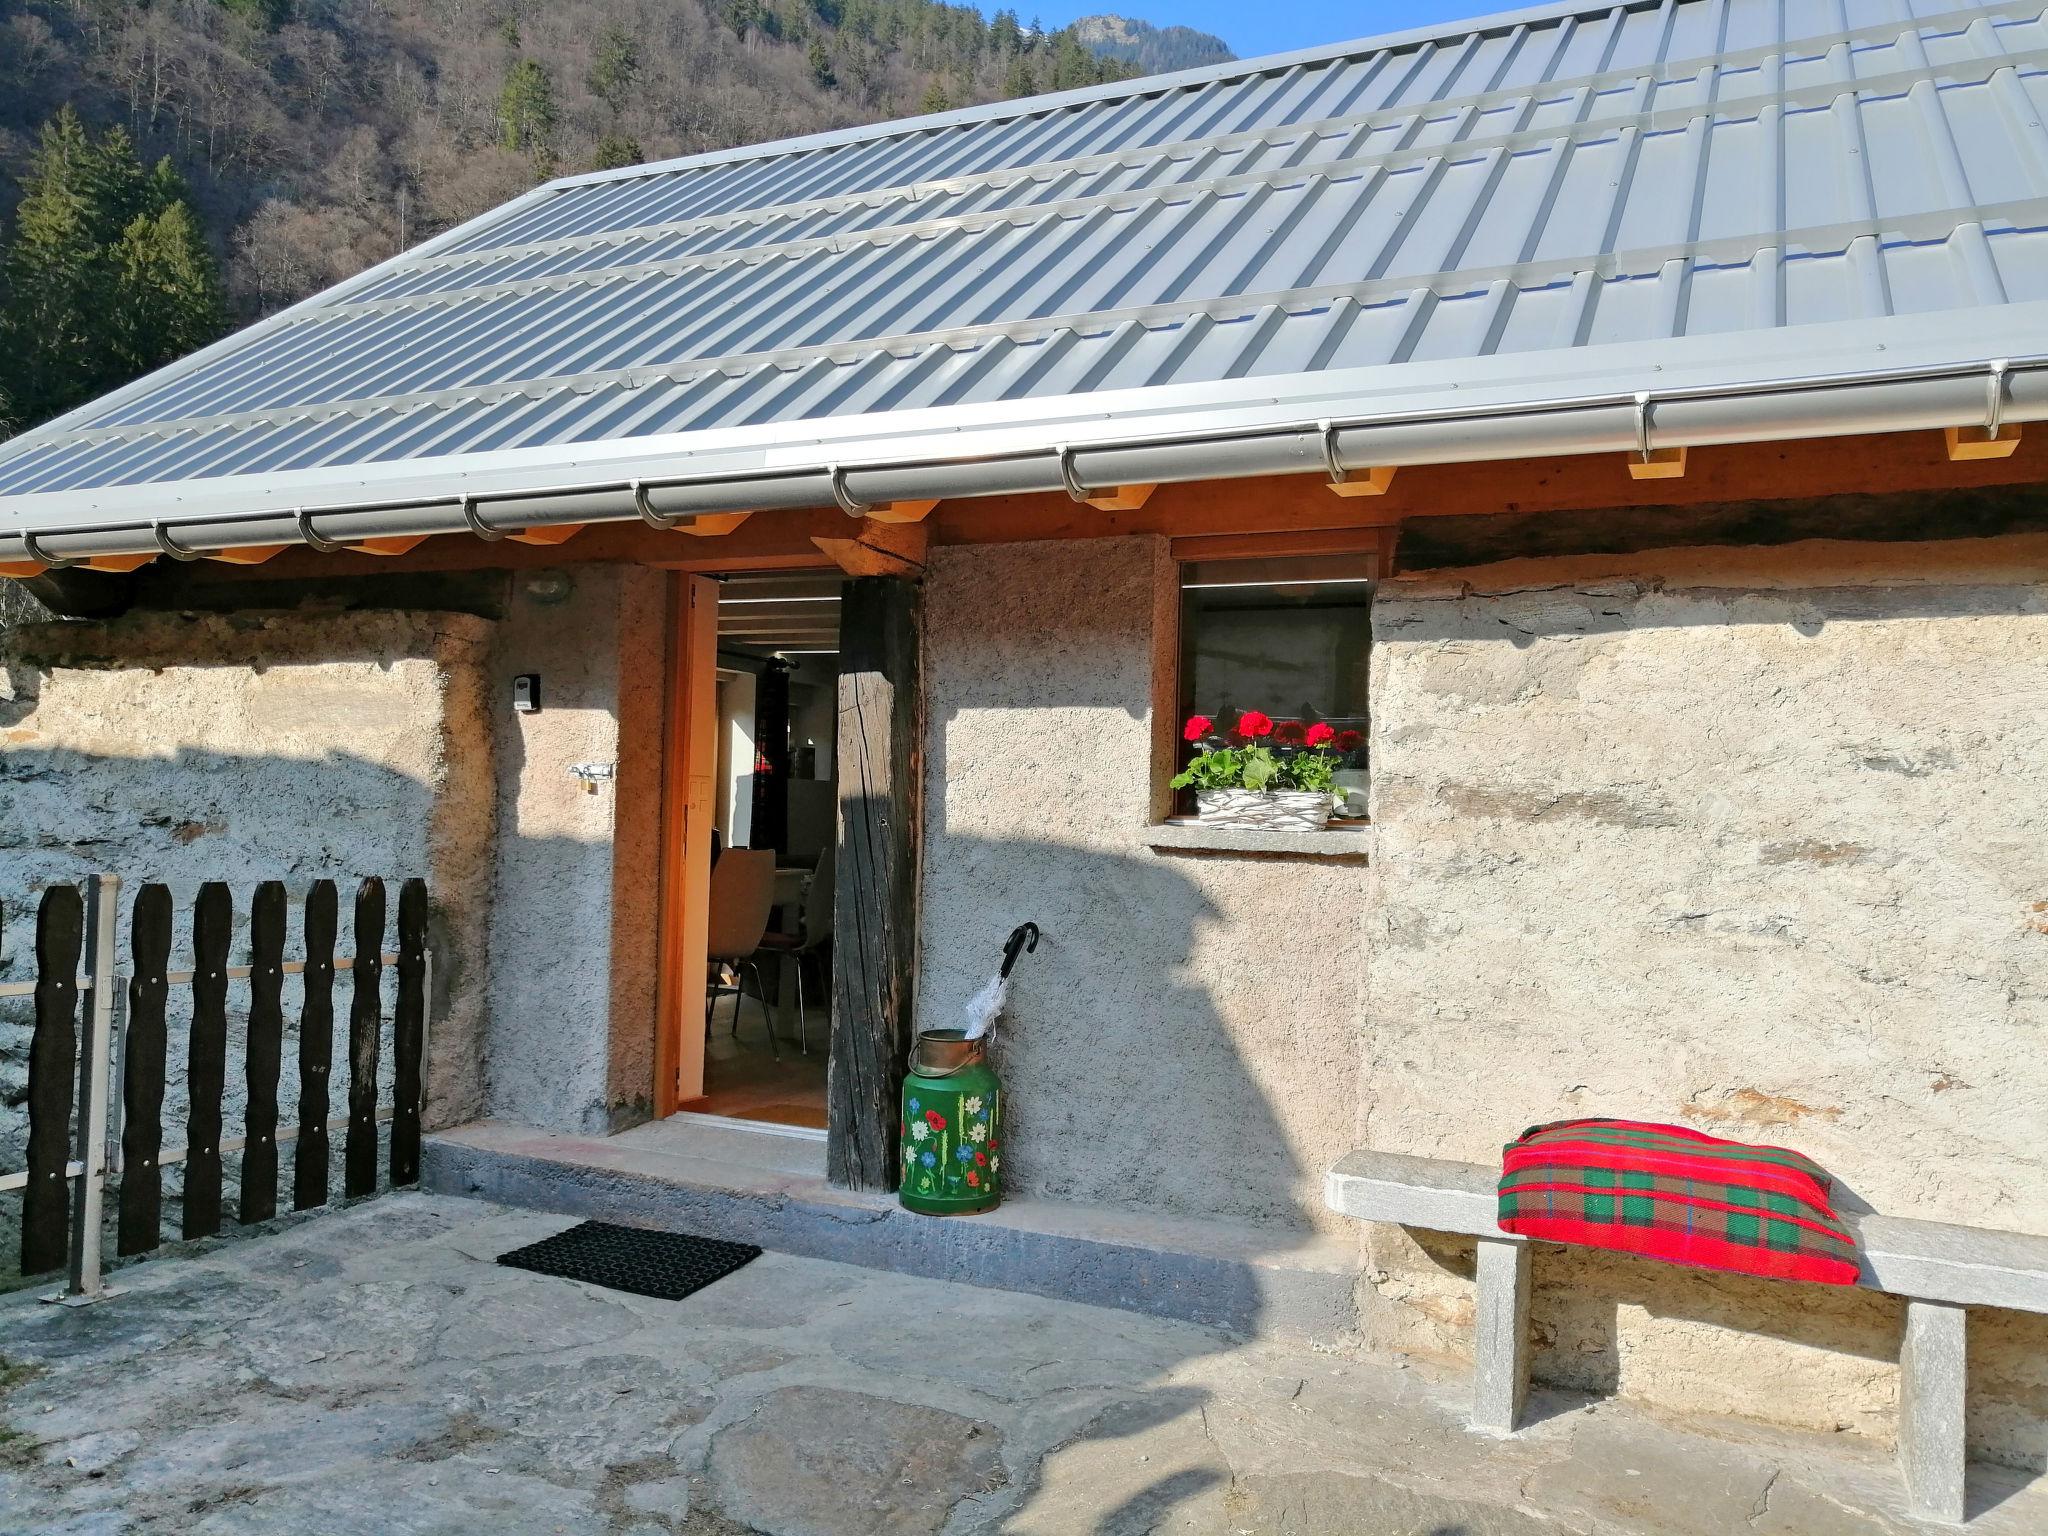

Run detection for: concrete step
[[422, 1117, 1359, 1340]]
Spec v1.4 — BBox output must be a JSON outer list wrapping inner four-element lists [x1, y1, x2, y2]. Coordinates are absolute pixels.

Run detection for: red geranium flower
[[1274, 719, 1307, 745], [1334, 729, 1363, 753], [974, 1151, 987, 1166], [1236, 709, 1275, 739], [1183, 714, 1214, 743], [965, 1171, 980, 1187], [1304, 721, 1336, 747], [925, 1110, 946, 1130]]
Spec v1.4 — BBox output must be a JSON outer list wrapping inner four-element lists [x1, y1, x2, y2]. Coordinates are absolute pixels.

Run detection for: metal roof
[[4, 0, 2048, 562]]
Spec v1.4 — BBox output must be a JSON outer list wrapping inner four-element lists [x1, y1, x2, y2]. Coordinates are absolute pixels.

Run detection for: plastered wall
[[483, 565, 667, 1135], [916, 536, 1367, 1239], [1363, 536, 2048, 1468]]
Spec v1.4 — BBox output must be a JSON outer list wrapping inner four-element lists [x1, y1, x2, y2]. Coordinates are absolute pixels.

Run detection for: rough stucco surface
[[1363, 543, 2048, 1467], [917, 537, 1365, 1241], [0, 610, 495, 1182], [484, 565, 667, 1136]]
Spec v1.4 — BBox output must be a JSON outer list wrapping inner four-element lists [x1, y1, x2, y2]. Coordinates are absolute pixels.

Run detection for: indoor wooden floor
[[697, 988, 828, 1129]]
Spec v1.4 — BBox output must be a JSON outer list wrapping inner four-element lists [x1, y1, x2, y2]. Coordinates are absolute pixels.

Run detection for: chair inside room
[[704, 848, 777, 1056]]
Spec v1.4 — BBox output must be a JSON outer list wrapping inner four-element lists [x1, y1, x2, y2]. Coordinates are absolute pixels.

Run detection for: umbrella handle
[[1000, 922, 1040, 979]]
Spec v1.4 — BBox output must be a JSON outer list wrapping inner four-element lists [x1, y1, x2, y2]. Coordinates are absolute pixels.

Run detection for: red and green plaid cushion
[[1497, 1119, 1861, 1286]]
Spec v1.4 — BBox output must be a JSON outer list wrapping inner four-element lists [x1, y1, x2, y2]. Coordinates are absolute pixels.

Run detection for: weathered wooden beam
[[828, 576, 923, 1193], [84, 553, 157, 573], [813, 517, 929, 577]]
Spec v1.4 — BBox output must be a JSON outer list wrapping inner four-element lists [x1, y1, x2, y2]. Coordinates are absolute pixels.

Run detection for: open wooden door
[[654, 573, 720, 1114]]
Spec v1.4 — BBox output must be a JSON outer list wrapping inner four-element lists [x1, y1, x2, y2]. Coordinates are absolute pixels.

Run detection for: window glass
[[1178, 556, 1373, 815]]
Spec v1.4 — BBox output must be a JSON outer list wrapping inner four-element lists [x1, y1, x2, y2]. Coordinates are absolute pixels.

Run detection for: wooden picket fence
[[1, 874, 430, 1299]]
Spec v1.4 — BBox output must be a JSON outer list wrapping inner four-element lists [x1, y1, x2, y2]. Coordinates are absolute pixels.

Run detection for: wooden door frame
[[653, 571, 720, 1115]]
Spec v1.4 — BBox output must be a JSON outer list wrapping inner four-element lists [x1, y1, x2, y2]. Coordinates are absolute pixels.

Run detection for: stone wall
[[0, 609, 496, 1197], [1362, 535, 2048, 1467], [916, 537, 1366, 1239]]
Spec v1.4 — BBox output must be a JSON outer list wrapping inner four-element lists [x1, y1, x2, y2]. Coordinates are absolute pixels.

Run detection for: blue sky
[[1036, 2, 1524, 59]]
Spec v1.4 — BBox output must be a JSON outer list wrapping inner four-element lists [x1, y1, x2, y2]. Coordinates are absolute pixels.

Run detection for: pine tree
[[588, 26, 640, 116], [1003, 55, 1036, 98], [920, 80, 952, 114], [591, 133, 644, 172], [112, 200, 227, 377], [0, 110, 224, 429], [807, 38, 835, 88], [498, 58, 557, 155]]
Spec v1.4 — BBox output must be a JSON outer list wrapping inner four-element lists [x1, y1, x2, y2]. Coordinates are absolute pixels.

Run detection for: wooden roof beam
[[813, 515, 928, 578]]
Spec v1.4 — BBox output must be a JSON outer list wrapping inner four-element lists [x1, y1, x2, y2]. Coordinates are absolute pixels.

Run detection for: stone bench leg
[[1900, 1298, 1967, 1524], [1472, 1236, 1531, 1434]]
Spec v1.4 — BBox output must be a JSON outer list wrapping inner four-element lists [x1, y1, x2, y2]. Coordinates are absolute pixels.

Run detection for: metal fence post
[[61, 872, 121, 1303]]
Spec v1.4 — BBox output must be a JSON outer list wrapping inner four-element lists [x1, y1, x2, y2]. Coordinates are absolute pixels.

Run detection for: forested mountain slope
[[0, 0, 1166, 437]]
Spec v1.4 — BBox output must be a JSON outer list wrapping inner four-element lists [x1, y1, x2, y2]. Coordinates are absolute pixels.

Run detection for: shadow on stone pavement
[[0, 1193, 2041, 1535]]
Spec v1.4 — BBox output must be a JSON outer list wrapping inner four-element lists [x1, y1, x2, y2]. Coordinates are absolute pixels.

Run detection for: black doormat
[[497, 1221, 761, 1301]]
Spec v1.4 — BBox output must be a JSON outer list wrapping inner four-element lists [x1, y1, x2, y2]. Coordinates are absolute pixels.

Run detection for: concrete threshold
[[423, 1117, 1358, 1339]]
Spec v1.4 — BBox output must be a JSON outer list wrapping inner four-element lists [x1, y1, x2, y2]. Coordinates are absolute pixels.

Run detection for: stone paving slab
[[0, 1193, 2042, 1535]]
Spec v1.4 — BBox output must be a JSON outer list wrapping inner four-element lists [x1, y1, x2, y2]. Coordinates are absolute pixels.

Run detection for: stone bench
[[1326, 1148, 2048, 1525]]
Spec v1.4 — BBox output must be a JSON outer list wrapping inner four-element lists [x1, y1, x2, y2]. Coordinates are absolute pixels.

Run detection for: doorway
[[660, 573, 841, 1132]]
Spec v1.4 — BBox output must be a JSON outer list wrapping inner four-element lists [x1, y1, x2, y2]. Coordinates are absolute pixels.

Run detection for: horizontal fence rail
[[1, 874, 431, 1300]]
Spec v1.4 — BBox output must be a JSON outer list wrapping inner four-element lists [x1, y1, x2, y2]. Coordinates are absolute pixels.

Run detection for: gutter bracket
[[1627, 392, 1687, 479], [1056, 444, 1090, 503], [1320, 418, 1397, 496], [1945, 358, 2022, 460], [829, 464, 872, 518], [20, 531, 77, 571], [295, 507, 349, 554], [461, 494, 507, 541], [151, 523, 202, 561], [631, 480, 682, 531]]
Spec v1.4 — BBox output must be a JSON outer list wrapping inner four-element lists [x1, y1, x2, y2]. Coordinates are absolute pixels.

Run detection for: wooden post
[[827, 576, 922, 1192], [654, 573, 720, 1114], [118, 884, 172, 1256]]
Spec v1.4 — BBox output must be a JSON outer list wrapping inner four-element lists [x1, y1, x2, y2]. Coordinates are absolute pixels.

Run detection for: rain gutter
[[3, 354, 2043, 567]]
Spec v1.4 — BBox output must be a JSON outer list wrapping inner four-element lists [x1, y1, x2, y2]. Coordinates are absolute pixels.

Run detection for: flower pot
[[1194, 788, 1334, 831]]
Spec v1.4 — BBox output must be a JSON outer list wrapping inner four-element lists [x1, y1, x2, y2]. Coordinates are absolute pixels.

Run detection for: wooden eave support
[[678, 512, 753, 537], [1627, 446, 1688, 479], [84, 553, 158, 573], [860, 499, 939, 525], [1946, 424, 2022, 461], [205, 544, 289, 565], [355, 535, 429, 557], [0, 561, 45, 578], [1080, 483, 1156, 512], [813, 516, 928, 578], [506, 522, 585, 546], [1326, 465, 1398, 497]]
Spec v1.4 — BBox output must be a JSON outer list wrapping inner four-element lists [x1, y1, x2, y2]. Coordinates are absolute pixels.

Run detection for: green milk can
[[899, 1030, 1002, 1215], [899, 923, 1037, 1215]]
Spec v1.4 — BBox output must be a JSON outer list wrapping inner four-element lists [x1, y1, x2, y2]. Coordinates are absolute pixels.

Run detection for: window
[[1176, 554, 1375, 819]]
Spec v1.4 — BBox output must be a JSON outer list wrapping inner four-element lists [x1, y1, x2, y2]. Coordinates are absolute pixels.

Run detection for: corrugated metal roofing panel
[[3, 0, 2045, 539]]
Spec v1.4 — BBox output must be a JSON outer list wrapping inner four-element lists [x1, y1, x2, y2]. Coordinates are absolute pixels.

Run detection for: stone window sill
[[1144, 819, 1372, 860]]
